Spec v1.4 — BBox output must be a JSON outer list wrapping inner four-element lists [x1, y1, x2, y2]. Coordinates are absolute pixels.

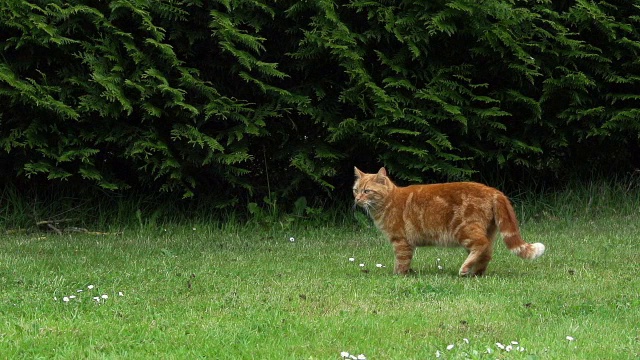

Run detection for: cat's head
[[353, 167, 395, 212]]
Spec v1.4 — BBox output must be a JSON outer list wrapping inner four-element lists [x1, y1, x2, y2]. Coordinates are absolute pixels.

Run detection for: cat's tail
[[494, 194, 545, 259]]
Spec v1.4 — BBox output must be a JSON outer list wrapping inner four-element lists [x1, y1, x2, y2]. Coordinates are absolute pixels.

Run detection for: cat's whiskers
[[363, 200, 378, 216], [353, 198, 379, 219], [363, 203, 372, 217]]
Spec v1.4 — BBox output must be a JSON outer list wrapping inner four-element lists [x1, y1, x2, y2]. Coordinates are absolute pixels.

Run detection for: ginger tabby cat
[[353, 167, 545, 276]]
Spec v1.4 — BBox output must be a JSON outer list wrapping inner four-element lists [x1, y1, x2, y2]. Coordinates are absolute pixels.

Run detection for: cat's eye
[[353, 188, 372, 195]]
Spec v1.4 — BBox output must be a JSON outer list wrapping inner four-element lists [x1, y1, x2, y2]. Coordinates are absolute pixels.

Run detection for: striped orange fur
[[353, 167, 545, 276]]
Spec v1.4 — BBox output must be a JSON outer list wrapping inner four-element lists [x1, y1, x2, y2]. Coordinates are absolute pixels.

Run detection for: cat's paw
[[458, 267, 473, 277], [393, 268, 415, 276]]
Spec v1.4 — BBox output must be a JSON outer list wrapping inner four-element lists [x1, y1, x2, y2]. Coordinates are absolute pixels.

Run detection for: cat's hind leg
[[458, 230, 493, 276], [390, 237, 415, 275], [468, 242, 493, 276]]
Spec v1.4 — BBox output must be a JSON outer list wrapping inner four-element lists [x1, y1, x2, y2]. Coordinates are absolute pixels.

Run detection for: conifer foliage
[[1, 0, 639, 205]]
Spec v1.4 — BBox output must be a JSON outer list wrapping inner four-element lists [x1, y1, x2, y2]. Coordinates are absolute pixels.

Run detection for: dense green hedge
[[1, 0, 639, 207]]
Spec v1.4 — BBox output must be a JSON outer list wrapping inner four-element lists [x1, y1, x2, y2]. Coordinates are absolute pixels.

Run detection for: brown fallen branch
[[36, 220, 69, 235], [64, 227, 122, 235], [33, 219, 121, 236], [35, 219, 76, 226], [36, 219, 77, 235], [46, 223, 62, 235]]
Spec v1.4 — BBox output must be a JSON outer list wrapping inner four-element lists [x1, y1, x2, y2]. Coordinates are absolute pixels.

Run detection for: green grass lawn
[[1, 193, 639, 359]]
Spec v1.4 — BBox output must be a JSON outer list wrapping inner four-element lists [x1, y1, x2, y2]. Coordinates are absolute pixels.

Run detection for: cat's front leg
[[391, 237, 415, 275]]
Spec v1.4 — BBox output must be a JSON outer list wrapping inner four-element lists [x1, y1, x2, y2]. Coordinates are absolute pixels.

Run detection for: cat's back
[[401, 181, 499, 198], [391, 181, 499, 208]]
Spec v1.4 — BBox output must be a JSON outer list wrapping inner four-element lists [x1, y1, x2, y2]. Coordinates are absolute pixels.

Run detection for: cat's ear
[[354, 167, 365, 179], [375, 167, 388, 184]]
